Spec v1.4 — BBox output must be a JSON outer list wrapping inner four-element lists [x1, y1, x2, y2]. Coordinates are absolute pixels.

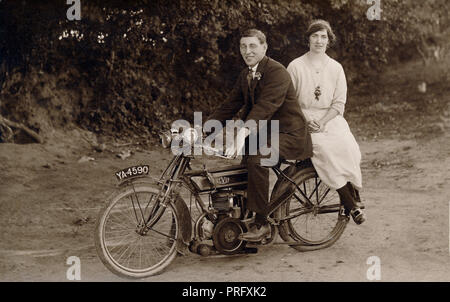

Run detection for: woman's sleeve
[[287, 61, 301, 100], [331, 64, 347, 115], [287, 62, 298, 89]]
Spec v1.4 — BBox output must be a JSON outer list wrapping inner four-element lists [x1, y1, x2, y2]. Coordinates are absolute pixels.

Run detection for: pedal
[[339, 206, 348, 217]]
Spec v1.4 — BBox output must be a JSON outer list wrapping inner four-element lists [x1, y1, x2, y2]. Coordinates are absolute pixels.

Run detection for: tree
[[0, 0, 448, 138]]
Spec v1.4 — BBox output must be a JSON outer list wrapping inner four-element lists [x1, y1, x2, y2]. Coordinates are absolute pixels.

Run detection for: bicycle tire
[[275, 166, 348, 251], [95, 184, 182, 278]]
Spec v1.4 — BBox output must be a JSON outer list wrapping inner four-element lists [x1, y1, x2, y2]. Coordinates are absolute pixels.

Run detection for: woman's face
[[309, 29, 329, 54]]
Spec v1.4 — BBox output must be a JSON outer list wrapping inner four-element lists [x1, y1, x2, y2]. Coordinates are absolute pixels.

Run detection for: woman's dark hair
[[306, 19, 336, 48]]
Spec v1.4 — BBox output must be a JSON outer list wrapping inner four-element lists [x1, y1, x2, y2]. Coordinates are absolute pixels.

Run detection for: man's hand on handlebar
[[198, 126, 250, 159], [224, 127, 249, 159]]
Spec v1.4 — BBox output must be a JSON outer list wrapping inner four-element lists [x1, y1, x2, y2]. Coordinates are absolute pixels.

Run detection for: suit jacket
[[208, 56, 312, 160]]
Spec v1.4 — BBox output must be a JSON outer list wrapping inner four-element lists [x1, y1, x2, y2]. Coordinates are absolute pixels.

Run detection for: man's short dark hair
[[240, 29, 267, 45]]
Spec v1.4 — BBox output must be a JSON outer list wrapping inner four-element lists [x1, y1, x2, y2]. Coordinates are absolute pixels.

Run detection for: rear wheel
[[277, 167, 348, 251], [95, 184, 181, 278]]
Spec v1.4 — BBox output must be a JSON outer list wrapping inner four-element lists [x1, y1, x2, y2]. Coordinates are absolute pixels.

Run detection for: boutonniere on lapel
[[254, 72, 262, 81]]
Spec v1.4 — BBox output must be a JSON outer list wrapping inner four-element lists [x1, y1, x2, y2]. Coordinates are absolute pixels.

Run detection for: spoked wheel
[[95, 184, 181, 278], [278, 167, 349, 251]]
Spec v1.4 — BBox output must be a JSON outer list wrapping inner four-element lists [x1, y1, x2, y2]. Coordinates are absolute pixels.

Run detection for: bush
[[0, 0, 448, 138]]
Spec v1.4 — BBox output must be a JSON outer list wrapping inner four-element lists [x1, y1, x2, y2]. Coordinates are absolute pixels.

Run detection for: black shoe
[[350, 207, 366, 225], [338, 183, 365, 216]]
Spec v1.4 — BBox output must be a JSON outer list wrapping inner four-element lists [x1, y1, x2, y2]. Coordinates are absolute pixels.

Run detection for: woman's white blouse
[[287, 54, 347, 117]]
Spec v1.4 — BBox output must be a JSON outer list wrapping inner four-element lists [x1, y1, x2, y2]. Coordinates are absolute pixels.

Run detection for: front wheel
[[276, 166, 348, 251], [95, 184, 181, 278]]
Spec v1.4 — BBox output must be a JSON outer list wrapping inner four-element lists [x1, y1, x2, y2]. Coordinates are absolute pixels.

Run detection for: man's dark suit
[[207, 56, 312, 216]]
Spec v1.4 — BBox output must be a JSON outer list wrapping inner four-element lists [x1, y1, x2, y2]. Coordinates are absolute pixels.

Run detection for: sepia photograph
[[0, 0, 449, 288]]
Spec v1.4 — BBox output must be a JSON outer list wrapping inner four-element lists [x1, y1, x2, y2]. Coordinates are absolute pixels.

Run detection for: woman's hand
[[307, 120, 324, 133]]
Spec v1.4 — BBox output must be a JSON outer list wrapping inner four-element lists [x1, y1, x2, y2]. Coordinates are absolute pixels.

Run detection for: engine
[[210, 189, 244, 219], [187, 165, 251, 255], [197, 190, 249, 256]]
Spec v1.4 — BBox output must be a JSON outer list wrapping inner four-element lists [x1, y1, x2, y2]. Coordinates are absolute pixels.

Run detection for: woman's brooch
[[314, 86, 321, 101]]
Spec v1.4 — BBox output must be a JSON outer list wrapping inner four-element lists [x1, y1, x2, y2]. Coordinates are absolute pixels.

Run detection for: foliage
[[0, 0, 448, 138]]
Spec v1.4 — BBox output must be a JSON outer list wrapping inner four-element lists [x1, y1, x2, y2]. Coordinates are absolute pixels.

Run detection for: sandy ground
[[1, 124, 449, 282]]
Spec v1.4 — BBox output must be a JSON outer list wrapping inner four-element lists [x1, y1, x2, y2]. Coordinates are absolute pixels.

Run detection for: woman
[[287, 19, 366, 224]]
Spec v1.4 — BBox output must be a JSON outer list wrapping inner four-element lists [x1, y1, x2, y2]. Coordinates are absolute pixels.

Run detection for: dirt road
[[1, 127, 449, 282]]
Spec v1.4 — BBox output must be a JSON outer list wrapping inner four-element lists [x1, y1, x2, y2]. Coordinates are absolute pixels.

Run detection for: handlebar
[[201, 144, 236, 160], [160, 128, 237, 160]]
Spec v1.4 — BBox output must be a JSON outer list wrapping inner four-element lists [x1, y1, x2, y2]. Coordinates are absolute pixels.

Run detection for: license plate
[[115, 165, 149, 181]]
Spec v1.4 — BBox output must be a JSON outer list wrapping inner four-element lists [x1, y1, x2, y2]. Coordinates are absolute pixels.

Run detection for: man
[[207, 29, 312, 241]]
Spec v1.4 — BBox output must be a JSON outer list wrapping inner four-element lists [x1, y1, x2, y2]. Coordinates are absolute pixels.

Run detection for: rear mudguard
[[268, 163, 315, 215], [118, 176, 192, 250]]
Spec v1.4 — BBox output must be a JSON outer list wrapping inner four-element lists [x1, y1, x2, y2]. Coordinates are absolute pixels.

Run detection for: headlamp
[[181, 127, 199, 145], [160, 129, 179, 148]]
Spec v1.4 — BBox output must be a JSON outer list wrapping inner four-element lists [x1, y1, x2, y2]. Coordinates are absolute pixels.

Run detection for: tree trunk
[[0, 115, 44, 144]]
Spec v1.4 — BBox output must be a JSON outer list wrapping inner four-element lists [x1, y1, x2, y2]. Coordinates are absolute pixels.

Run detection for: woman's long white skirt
[[304, 109, 362, 190]]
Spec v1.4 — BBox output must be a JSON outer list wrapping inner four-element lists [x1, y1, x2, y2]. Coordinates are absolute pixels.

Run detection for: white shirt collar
[[249, 63, 259, 72]]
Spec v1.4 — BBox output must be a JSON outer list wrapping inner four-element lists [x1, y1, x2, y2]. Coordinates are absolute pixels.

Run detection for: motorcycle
[[94, 127, 350, 278]]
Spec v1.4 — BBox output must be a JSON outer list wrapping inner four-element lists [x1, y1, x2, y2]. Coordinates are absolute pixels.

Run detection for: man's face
[[239, 36, 267, 68]]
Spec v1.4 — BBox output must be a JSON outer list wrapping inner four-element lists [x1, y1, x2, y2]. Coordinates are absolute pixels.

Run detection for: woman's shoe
[[350, 207, 366, 225]]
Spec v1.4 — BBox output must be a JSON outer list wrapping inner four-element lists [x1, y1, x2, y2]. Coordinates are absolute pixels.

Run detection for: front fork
[[118, 176, 175, 236]]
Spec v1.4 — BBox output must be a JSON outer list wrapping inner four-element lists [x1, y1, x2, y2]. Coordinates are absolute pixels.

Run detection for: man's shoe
[[239, 224, 271, 242]]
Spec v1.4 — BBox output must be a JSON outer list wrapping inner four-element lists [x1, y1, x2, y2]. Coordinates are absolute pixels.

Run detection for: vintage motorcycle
[[94, 127, 351, 278]]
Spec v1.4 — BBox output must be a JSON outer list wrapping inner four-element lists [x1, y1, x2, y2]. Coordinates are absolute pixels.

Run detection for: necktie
[[247, 68, 253, 87]]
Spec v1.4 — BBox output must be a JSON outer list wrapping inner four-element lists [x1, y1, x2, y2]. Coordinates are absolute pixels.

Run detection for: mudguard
[[268, 163, 316, 215], [172, 191, 193, 250]]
